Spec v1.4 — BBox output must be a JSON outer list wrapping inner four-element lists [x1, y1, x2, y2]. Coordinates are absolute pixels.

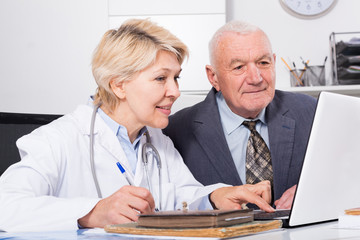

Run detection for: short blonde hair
[[92, 18, 188, 111]]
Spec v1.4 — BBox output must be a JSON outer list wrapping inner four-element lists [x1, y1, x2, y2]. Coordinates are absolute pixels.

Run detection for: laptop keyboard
[[253, 209, 290, 220]]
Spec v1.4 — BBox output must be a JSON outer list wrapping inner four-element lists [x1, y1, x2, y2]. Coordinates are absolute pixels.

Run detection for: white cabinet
[[108, 0, 226, 92], [0, 0, 225, 114]]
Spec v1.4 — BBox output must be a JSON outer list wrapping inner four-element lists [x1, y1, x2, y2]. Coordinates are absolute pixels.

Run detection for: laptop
[[254, 91, 360, 227]]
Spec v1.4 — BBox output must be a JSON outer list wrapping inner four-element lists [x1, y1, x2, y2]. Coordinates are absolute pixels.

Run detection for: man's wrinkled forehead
[[216, 31, 273, 63], [217, 30, 272, 50]]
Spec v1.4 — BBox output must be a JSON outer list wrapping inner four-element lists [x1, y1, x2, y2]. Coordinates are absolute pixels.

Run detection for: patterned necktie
[[243, 121, 273, 186]]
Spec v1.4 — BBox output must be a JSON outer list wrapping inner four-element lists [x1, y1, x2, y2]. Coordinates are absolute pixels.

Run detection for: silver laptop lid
[[289, 91, 360, 227]]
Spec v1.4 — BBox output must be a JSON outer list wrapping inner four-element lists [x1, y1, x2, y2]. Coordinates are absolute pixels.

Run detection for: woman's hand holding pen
[[209, 180, 275, 212], [78, 185, 155, 228]]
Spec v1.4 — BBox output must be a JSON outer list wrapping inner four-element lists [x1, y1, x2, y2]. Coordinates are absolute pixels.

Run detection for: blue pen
[[116, 162, 159, 212], [116, 162, 135, 186]]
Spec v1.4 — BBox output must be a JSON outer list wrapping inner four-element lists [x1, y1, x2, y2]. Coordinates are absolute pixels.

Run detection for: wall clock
[[280, 0, 337, 19]]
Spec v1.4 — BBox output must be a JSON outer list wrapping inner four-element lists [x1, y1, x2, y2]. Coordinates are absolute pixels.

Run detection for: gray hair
[[208, 21, 263, 66]]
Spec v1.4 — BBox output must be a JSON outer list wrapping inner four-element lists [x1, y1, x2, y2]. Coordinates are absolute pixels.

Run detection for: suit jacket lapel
[[193, 89, 243, 185], [267, 93, 296, 196]]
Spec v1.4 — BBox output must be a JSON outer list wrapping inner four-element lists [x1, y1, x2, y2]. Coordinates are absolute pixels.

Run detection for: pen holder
[[304, 65, 326, 86], [290, 69, 306, 87]]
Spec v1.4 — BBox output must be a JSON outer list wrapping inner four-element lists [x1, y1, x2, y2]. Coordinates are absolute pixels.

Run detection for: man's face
[[208, 30, 276, 119]]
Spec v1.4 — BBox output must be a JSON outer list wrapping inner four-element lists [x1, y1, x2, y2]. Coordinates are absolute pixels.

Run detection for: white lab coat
[[0, 104, 227, 232]]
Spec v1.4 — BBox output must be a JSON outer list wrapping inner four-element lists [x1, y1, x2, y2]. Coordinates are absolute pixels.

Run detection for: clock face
[[280, 0, 337, 18]]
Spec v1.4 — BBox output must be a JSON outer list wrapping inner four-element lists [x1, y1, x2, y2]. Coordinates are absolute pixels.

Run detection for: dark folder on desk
[[254, 92, 360, 227], [137, 209, 252, 228]]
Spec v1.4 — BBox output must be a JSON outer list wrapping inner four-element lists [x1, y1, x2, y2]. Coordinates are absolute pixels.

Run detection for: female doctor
[[0, 19, 273, 232]]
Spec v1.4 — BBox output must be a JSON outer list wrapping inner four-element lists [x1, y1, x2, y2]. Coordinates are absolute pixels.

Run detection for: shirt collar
[[216, 91, 267, 135], [97, 107, 147, 148]]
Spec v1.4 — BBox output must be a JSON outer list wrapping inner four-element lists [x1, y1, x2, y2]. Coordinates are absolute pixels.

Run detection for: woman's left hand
[[210, 180, 274, 212]]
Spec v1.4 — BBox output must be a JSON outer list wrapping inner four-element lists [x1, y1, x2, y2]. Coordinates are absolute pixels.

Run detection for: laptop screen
[[289, 91, 360, 227]]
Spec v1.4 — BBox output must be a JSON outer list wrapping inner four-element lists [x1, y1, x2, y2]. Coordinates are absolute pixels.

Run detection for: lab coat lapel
[[97, 125, 132, 171], [72, 104, 136, 197], [78, 105, 134, 177]]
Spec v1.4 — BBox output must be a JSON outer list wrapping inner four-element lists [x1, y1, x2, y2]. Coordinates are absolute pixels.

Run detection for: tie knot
[[243, 120, 257, 131]]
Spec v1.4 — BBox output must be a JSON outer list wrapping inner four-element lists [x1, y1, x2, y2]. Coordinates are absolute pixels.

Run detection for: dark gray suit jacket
[[163, 88, 317, 201]]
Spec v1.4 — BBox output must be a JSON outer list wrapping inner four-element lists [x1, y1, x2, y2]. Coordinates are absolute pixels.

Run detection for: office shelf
[[285, 85, 360, 98], [330, 32, 360, 85], [181, 85, 360, 99]]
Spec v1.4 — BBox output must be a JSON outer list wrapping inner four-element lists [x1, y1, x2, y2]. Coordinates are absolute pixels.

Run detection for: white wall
[[226, 0, 360, 90], [107, 0, 225, 92], [0, 0, 224, 115], [0, 0, 108, 114], [1, 0, 359, 114]]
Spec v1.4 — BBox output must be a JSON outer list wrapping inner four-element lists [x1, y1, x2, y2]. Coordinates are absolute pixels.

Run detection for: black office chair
[[0, 112, 62, 176]]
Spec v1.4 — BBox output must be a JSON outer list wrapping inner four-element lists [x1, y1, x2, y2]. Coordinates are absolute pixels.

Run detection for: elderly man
[[163, 20, 317, 209]]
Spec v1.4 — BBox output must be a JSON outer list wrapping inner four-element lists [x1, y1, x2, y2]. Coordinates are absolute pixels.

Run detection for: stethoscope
[[89, 103, 162, 211]]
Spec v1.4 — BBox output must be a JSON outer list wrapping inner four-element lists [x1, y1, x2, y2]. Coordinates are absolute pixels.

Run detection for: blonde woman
[[0, 19, 273, 232]]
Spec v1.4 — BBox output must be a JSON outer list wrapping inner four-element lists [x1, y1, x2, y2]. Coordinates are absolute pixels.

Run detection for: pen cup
[[304, 65, 325, 86], [290, 69, 306, 87]]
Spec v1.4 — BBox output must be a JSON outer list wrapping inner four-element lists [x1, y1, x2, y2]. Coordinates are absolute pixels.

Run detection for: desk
[[1, 222, 360, 240], [241, 222, 360, 240]]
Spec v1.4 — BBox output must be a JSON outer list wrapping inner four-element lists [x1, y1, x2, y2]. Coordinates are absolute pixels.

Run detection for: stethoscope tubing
[[90, 104, 162, 211], [142, 138, 162, 211], [90, 103, 103, 198]]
